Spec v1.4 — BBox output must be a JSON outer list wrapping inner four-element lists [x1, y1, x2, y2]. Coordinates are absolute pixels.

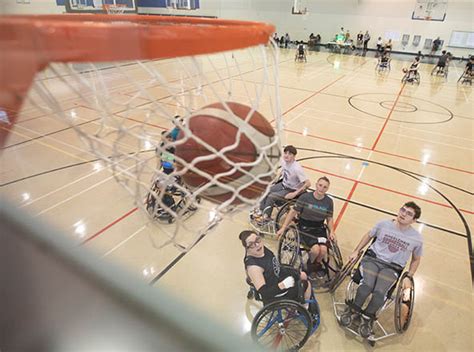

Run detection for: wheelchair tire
[[251, 299, 312, 351], [329, 250, 363, 292], [394, 272, 415, 333], [330, 240, 344, 270], [274, 201, 294, 232], [278, 226, 301, 269]]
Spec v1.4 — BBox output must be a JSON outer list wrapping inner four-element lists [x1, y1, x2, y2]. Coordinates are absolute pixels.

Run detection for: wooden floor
[[1, 48, 473, 351]]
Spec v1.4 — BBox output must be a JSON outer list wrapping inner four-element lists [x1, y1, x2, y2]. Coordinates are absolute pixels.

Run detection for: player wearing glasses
[[239, 230, 313, 306], [347, 201, 423, 320]]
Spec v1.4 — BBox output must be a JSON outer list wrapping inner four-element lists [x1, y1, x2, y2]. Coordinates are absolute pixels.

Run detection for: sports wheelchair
[[246, 268, 321, 351], [401, 69, 420, 84], [277, 219, 344, 292], [430, 64, 448, 79], [375, 58, 391, 73], [458, 70, 473, 85], [295, 50, 307, 62], [331, 250, 415, 346], [249, 192, 303, 237], [145, 175, 201, 224]]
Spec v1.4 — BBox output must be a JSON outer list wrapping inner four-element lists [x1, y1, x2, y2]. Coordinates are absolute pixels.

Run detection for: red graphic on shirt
[[382, 235, 409, 253]]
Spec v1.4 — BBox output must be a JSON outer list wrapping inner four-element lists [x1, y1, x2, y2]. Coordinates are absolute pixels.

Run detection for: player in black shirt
[[277, 177, 335, 278], [240, 230, 313, 306]]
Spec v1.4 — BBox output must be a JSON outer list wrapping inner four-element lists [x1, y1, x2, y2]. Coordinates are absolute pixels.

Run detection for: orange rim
[[0, 15, 275, 147]]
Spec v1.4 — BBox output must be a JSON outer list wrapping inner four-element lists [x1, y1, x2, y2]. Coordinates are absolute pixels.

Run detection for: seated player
[[345, 201, 423, 335], [432, 50, 449, 74], [252, 145, 310, 224], [276, 176, 335, 279], [240, 230, 317, 316], [158, 130, 176, 175], [464, 55, 474, 77], [378, 51, 390, 68], [406, 57, 420, 81], [296, 43, 306, 61]]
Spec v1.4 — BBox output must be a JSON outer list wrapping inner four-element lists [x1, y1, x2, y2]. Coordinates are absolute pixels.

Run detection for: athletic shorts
[[298, 224, 328, 248]]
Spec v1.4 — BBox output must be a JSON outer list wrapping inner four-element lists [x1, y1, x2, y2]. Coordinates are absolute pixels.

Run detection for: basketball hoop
[[103, 4, 127, 14], [0, 15, 281, 252]]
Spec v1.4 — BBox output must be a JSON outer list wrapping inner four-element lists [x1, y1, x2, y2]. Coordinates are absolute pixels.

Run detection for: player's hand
[[276, 228, 285, 239], [284, 192, 295, 199], [280, 276, 295, 289], [348, 251, 359, 263], [329, 232, 336, 241]]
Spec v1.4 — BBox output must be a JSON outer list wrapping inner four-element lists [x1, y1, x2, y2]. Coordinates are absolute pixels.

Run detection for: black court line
[[347, 93, 454, 124], [1, 118, 101, 150], [321, 91, 471, 120]]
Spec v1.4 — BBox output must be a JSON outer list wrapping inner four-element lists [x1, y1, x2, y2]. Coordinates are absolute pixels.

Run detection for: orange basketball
[[175, 102, 280, 205]]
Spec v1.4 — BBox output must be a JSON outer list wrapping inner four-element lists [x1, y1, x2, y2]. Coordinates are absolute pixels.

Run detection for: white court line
[[102, 225, 147, 257], [34, 161, 140, 216]]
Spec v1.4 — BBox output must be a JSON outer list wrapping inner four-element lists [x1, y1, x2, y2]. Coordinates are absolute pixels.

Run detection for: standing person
[[252, 145, 310, 224], [285, 33, 290, 49], [344, 202, 423, 336], [363, 30, 371, 52], [273, 33, 279, 45], [431, 37, 442, 56], [277, 176, 335, 278], [376, 37, 383, 53]]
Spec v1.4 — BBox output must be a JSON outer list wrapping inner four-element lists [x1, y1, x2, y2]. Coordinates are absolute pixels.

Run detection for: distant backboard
[[65, 0, 137, 14], [412, 0, 447, 21]]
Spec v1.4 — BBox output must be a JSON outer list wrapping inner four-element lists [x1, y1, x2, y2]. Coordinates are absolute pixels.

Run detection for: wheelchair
[[277, 220, 344, 293], [249, 191, 302, 237], [247, 269, 321, 351], [458, 70, 473, 85], [375, 58, 391, 73], [145, 175, 200, 224], [295, 50, 307, 63], [431, 64, 448, 79], [331, 250, 415, 346], [401, 70, 420, 84]]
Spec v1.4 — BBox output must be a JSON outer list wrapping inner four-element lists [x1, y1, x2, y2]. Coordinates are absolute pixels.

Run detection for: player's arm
[[276, 207, 298, 237], [349, 231, 372, 262], [247, 265, 295, 300], [326, 216, 335, 240], [407, 252, 421, 277]]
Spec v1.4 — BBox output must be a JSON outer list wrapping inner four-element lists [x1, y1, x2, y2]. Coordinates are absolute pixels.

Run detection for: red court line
[[303, 165, 474, 215], [81, 207, 138, 245], [282, 75, 346, 116], [371, 82, 406, 150], [334, 181, 359, 230], [285, 129, 473, 175]]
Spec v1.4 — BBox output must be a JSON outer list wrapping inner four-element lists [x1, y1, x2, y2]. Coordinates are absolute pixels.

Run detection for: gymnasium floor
[[1, 47, 473, 351]]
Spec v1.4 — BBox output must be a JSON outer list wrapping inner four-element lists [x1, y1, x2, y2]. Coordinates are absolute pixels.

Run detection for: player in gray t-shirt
[[346, 201, 423, 335], [253, 145, 310, 223], [277, 176, 335, 278]]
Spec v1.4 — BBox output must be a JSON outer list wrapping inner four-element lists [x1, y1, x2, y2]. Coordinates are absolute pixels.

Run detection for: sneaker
[[359, 314, 374, 339]]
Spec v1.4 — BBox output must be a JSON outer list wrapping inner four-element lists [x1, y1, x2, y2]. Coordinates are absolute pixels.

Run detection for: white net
[[103, 4, 127, 14], [24, 41, 282, 251]]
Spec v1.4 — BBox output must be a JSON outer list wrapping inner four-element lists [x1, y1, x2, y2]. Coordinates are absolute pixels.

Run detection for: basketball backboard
[[65, 0, 137, 14]]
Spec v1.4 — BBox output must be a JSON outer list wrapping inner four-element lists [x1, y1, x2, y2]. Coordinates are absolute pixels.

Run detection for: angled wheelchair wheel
[[329, 239, 343, 270], [251, 300, 312, 351], [394, 273, 415, 333], [275, 200, 295, 232], [330, 250, 363, 292], [278, 226, 301, 269]]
